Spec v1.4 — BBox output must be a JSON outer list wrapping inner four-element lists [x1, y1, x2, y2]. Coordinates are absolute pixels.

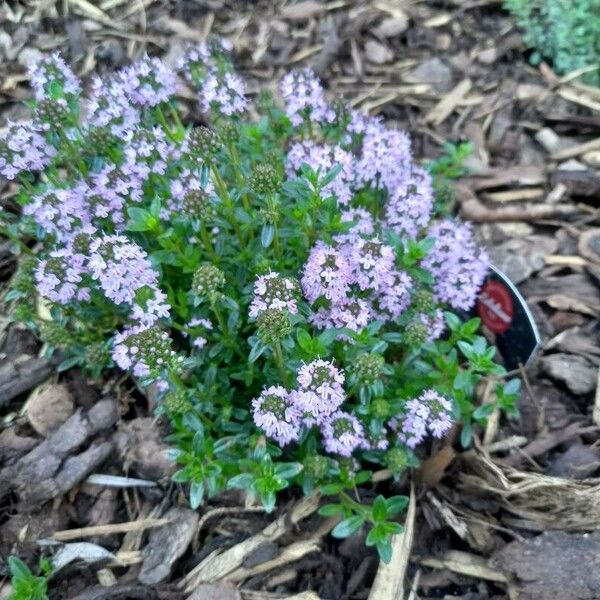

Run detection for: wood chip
[[485, 188, 545, 203], [416, 550, 508, 583], [425, 79, 472, 126], [52, 518, 170, 541], [551, 137, 600, 161]]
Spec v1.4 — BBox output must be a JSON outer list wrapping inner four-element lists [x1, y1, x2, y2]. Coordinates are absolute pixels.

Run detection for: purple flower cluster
[[280, 68, 335, 127], [28, 53, 81, 101], [354, 116, 412, 191], [85, 75, 140, 136], [251, 360, 368, 457], [422, 220, 489, 311], [179, 41, 247, 116], [112, 324, 182, 381], [249, 272, 299, 318], [302, 234, 413, 332], [119, 55, 178, 108], [252, 385, 301, 446], [385, 166, 434, 239], [35, 248, 89, 304], [321, 411, 367, 457], [0, 121, 56, 180], [286, 141, 354, 205], [88, 234, 169, 325], [294, 359, 346, 424], [390, 389, 453, 448]]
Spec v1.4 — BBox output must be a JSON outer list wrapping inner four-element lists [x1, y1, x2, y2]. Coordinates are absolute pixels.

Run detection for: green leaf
[[227, 473, 254, 490], [57, 356, 81, 372], [372, 496, 388, 522], [444, 311, 461, 331], [261, 223, 274, 247], [473, 404, 494, 420], [504, 378, 521, 395], [376, 538, 393, 564], [386, 495, 409, 516], [189, 480, 205, 509], [318, 503, 344, 517], [8, 556, 32, 580], [261, 490, 277, 513], [296, 329, 312, 352], [274, 462, 302, 480], [331, 515, 364, 538], [460, 421, 473, 448]]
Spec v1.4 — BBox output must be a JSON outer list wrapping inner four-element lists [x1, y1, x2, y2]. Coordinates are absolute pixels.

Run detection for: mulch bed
[[1, 1, 599, 598]]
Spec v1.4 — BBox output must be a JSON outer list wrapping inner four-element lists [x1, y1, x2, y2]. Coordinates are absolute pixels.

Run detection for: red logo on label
[[476, 280, 514, 334]]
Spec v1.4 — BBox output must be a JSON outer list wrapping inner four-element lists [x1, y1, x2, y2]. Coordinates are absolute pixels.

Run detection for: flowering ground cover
[[0, 2, 599, 599]]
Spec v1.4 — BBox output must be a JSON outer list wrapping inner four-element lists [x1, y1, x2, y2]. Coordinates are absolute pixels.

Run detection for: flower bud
[[187, 126, 221, 163], [411, 288, 436, 313], [192, 263, 226, 298], [84, 341, 111, 371], [303, 454, 328, 479], [250, 164, 281, 195], [353, 353, 385, 385], [386, 447, 409, 474], [34, 98, 70, 129], [182, 189, 215, 220], [163, 389, 192, 414], [257, 308, 292, 344], [39, 321, 72, 347], [404, 319, 429, 346], [371, 398, 390, 419]]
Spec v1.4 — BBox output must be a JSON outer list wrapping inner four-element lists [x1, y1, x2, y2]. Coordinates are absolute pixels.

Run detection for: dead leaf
[[280, 0, 324, 20], [416, 445, 456, 491]]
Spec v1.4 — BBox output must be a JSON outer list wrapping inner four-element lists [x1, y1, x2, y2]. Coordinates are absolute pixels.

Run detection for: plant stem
[[211, 165, 245, 247], [155, 106, 178, 143], [0, 226, 34, 255], [199, 222, 218, 262], [273, 339, 288, 387], [210, 298, 228, 338]]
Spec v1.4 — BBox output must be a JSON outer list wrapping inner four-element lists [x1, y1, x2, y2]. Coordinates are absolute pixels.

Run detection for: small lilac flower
[[179, 39, 233, 85], [321, 411, 366, 457], [179, 41, 247, 116], [294, 359, 346, 423], [199, 70, 247, 116], [122, 125, 177, 182], [0, 121, 56, 180], [85, 75, 140, 136], [24, 187, 88, 241], [286, 141, 354, 205], [389, 389, 454, 448], [35, 249, 88, 304], [340, 236, 396, 293], [28, 52, 81, 101], [418, 309, 446, 342], [183, 317, 213, 349], [375, 270, 413, 321], [120, 55, 178, 108], [280, 68, 335, 127], [301, 242, 352, 304], [88, 234, 170, 324], [385, 166, 434, 239], [112, 324, 182, 381], [422, 219, 489, 311], [328, 296, 373, 333], [249, 272, 300, 318], [252, 385, 302, 446], [340, 207, 375, 236], [355, 118, 412, 191]]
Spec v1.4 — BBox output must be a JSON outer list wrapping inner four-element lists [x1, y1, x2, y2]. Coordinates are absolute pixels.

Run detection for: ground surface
[[0, 1, 599, 599]]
